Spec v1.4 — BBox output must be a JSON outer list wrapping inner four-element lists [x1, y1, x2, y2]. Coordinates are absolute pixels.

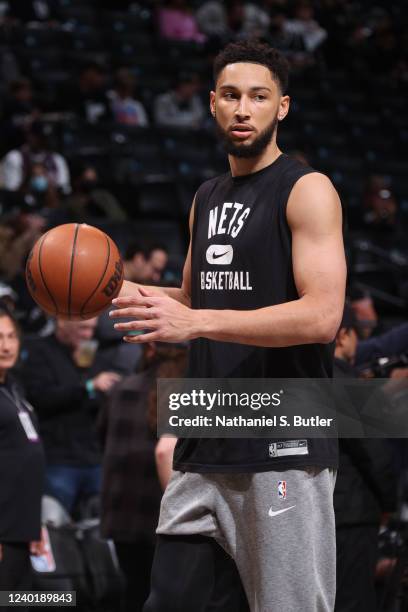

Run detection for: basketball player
[[110, 40, 346, 611]]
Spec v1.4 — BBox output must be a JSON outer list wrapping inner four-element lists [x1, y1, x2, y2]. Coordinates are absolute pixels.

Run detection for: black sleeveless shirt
[[173, 154, 338, 472]]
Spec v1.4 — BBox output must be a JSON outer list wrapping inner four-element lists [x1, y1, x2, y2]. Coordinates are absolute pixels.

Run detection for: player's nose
[[235, 96, 250, 119]]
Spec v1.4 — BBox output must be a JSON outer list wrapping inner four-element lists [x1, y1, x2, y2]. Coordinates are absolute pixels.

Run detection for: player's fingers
[[109, 306, 154, 319], [114, 320, 158, 331], [112, 295, 158, 308], [123, 331, 159, 343]]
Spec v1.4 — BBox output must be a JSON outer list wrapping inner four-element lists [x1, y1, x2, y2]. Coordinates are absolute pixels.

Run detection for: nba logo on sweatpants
[[278, 481, 287, 500]]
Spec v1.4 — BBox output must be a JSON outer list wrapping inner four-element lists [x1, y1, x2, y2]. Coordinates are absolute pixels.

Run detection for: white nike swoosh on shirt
[[268, 505, 296, 517], [205, 244, 234, 265]]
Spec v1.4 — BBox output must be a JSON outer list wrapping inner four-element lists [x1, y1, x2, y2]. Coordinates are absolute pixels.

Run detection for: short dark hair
[[124, 242, 149, 261], [0, 304, 21, 340], [213, 40, 289, 94], [124, 242, 167, 261]]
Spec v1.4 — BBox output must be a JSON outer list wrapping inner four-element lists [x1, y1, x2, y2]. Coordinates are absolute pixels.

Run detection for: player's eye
[[224, 92, 237, 100], [254, 95, 266, 101]]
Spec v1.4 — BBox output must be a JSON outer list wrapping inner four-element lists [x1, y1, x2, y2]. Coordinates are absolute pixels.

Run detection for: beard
[[216, 113, 279, 159]]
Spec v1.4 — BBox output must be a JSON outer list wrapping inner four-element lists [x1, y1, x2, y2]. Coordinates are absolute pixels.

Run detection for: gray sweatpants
[[157, 467, 337, 612]]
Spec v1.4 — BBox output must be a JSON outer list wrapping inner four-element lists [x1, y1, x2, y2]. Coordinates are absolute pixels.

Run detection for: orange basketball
[[25, 223, 124, 320]]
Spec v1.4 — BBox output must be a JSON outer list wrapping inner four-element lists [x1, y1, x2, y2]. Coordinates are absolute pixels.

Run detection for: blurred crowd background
[[0, 0, 407, 611]]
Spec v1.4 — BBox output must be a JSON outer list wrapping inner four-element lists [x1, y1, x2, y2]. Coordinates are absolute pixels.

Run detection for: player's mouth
[[230, 124, 254, 139]]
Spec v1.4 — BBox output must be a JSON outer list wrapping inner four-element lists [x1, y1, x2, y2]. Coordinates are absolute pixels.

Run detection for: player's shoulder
[[292, 169, 337, 198], [287, 163, 341, 227]]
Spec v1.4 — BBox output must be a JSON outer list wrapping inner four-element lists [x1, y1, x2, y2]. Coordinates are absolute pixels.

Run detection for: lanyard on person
[[0, 385, 39, 442]]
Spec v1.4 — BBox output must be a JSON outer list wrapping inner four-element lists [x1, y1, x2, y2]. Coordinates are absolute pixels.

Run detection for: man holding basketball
[[111, 40, 346, 611]]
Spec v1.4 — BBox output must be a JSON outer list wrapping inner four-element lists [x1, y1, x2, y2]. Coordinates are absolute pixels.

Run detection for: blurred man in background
[[154, 74, 205, 128], [334, 304, 397, 611], [22, 317, 121, 515], [122, 243, 168, 285]]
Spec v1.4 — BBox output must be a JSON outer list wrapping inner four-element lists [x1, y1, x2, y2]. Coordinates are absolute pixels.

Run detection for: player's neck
[[229, 140, 282, 178]]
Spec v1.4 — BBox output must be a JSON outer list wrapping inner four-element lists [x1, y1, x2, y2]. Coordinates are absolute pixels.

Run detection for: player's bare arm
[[111, 173, 346, 346]]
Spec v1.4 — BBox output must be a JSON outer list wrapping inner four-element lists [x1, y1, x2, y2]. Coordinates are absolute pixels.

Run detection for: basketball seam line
[[38, 232, 59, 316], [80, 234, 111, 317], [67, 224, 80, 319]]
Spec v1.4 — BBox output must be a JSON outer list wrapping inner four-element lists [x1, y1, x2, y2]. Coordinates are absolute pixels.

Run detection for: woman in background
[[0, 305, 45, 595]]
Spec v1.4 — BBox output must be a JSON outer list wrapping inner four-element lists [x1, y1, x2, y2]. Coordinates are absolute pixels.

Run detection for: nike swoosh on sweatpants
[[268, 505, 296, 517]]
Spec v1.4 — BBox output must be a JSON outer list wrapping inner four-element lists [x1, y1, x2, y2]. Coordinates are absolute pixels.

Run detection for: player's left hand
[[110, 287, 200, 343]]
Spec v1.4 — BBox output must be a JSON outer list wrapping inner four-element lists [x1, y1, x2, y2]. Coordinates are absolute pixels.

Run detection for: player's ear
[[277, 95, 290, 121], [210, 91, 216, 118]]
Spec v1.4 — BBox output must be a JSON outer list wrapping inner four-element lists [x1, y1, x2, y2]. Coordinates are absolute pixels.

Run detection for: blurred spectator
[[108, 69, 149, 127], [0, 306, 46, 596], [350, 290, 378, 339], [157, 0, 206, 43], [196, 0, 271, 41], [1, 79, 40, 152], [1, 122, 70, 194], [333, 304, 397, 611], [65, 165, 127, 222], [148, 247, 169, 285], [0, 284, 17, 312], [363, 175, 398, 229], [99, 342, 187, 612], [267, 9, 307, 54], [0, 213, 51, 335], [0, 212, 45, 282], [123, 242, 168, 284], [61, 63, 113, 125], [154, 74, 205, 128], [22, 317, 122, 514], [355, 322, 408, 371], [242, 1, 271, 37], [23, 162, 60, 210], [283, 1, 327, 52]]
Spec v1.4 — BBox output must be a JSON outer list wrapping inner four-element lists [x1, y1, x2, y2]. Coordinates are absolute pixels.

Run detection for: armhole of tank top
[[191, 178, 220, 247]]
